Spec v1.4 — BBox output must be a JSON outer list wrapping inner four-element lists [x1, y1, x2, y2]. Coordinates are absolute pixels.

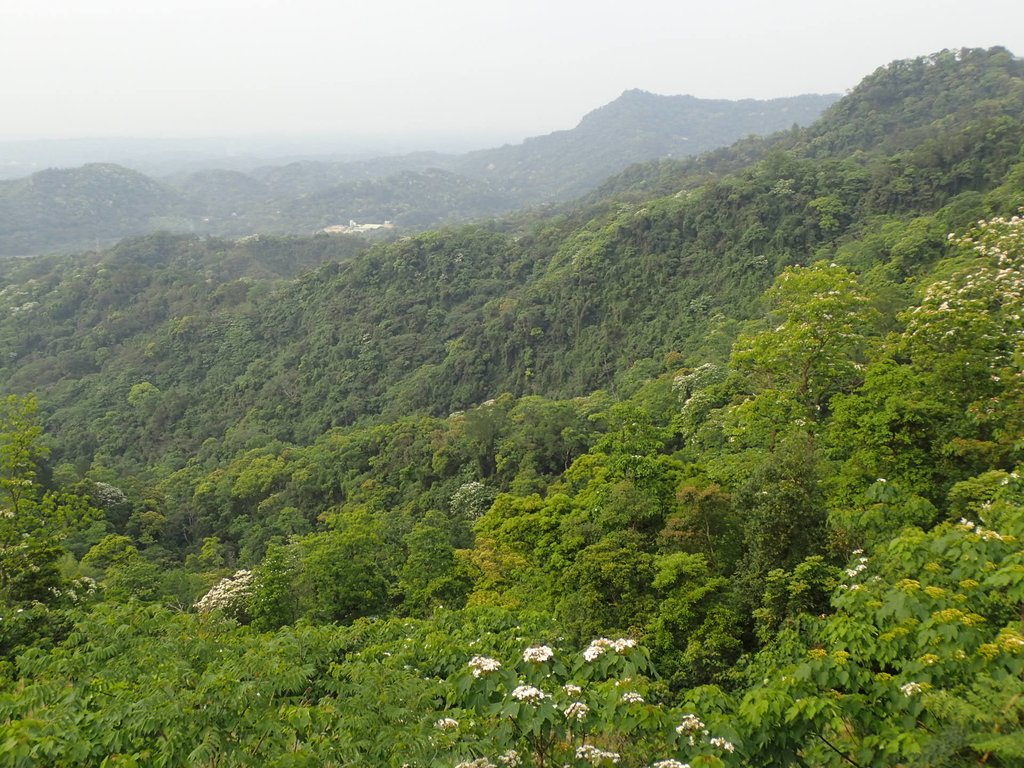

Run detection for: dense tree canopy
[[0, 46, 1023, 767]]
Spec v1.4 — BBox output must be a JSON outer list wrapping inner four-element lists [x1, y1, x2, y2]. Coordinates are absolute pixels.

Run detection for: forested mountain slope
[[2, 206, 1022, 768], [585, 46, 1024, 205], [3, 48, 1020, 478]]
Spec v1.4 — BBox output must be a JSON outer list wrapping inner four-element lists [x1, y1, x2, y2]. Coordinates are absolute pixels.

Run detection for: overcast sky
[[2, 0, 1022, 146]]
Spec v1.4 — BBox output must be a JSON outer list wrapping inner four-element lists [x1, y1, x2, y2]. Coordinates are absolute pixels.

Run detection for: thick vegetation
[[0, 47, 1022, 767]]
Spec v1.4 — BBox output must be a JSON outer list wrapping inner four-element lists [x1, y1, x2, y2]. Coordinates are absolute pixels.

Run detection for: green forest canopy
[[0, 47, 1022, 767]]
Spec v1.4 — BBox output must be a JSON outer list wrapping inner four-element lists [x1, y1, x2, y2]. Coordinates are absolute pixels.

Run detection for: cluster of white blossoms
[[909, 215, 1024, 368], [510, 685, 546, 704], [583, 637, 636, 661], [195, 569, 254, 613], [563, 683, 583, 696], [455, 752, 521, 768], [63, 576, 98, 604], [434, 718, 459, 731], [496, 750, 521, 767], [708, 736, 735, 753], [575, 745, 620, 764], [844, 555, 869, 579], [675, 714, 708, 746], [522, 645, 554, 663], [90, 481, 128, 507], [620, 691, 644, 704], [468, 656, 501, 678], [900, 682, 925, 696], [650, 760, 690, 768], [564, 701, 590, 721], [675, 714, 704, 734], [957, 518, 1006, 542], [673, 712, 734, 752]]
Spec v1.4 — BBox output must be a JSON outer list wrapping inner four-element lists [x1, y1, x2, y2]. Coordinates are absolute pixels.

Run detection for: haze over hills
[[0, 134, 491, 181], [0, 90, 838, 256], [0, 163, 188, 256]]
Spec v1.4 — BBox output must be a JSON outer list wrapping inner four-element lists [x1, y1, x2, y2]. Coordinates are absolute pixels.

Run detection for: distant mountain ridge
[[452, 90, 838, 200], [0, 163, 187, 256], [0, 90, 838, 256]]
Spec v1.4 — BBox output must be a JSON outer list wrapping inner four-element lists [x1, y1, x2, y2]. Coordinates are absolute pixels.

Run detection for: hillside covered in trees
[[0, 47, 1023, 767]]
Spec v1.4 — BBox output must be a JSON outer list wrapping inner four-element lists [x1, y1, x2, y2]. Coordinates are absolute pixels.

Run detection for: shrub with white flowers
[[439, 638, 737, 768], [194, 569, 254, 618]]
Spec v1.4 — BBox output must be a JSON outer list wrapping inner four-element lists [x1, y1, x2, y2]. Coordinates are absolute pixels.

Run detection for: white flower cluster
[[844, 556, 869, 579], [510, 684, 546, 704], [563, 683, 583, 696], [910, 216, 1024, 369], [564, 701, 589, 721], [450, 480, 493, 520], [455, 759, 496, 768], [91, 481, 128, 507], [672, 362, 717, 392], [650, 761, 690, 768], [434, 717, 459, 731], [496, 750, 521, 767], [958, 518, 1006, 542], [900, 682, 925, 696], [195, 569, 254, 613], [675, 714, 704, 734], [468, 656, 501, 677], [523, 645, 554, 663], [9, 301, 38, 315], [675, 714, 708, 746], [672, 712, 734, 752], [620, 691, 644, 704], [576, 745, 620, 764], [709, 736, 735, 753], [583, 637, 636, 661], [64, 576, 98, 604]]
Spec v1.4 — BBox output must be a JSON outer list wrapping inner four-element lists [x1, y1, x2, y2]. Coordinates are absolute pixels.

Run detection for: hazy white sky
[[2, 0, 1022, 144]]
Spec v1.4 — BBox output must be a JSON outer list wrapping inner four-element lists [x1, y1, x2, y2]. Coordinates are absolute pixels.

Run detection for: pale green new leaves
[[731, 261, 876, 411]]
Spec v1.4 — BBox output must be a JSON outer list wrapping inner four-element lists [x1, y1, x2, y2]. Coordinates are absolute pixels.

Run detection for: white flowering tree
[[436, 637, 739, 768], [194, 568, 254, 620], [829, 213, 1024, 533]]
